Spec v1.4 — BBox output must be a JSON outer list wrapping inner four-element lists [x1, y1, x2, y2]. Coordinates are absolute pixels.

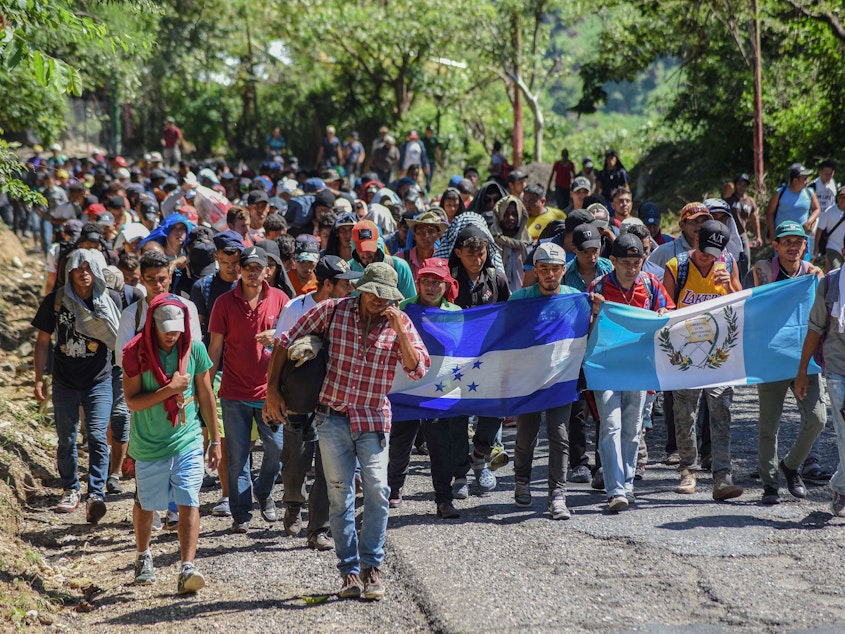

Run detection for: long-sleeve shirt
[[279, 296, 430, 433]]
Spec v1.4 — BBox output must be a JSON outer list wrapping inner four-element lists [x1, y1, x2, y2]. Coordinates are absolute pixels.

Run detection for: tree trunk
[[751, 0, 765, 198], [511, 13, 523, 168]]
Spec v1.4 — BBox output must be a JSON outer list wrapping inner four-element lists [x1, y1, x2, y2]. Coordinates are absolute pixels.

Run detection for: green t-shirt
[[400, 295, 462, 311], [508, 284, 580, 301], [129, 340, 213, 462]]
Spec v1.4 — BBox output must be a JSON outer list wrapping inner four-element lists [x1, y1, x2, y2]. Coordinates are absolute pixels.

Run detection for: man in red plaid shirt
[[265, 262, 429, 601]]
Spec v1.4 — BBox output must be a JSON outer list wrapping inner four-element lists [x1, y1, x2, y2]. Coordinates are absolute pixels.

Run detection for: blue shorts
[[135, 446, 204, 511]]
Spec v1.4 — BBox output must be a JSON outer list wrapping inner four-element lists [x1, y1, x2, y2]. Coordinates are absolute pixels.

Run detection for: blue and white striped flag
[[583, 275, 820, 392], [389, 293, 592, 419]]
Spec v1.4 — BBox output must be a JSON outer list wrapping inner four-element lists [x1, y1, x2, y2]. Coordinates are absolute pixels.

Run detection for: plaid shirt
[[279, 297, 429, 433]]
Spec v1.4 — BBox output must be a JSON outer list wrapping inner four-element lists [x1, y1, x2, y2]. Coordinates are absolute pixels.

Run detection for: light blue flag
[[583, 275, 820, 391], [389, 293, 592, 419]]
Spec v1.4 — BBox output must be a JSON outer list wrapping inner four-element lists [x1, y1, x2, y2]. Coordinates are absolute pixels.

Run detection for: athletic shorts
[[135, 446, 204, 511]]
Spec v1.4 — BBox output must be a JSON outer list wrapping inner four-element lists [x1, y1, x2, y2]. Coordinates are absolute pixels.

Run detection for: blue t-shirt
[[775, 187, 812, 227], [564, 257, 613, 292]]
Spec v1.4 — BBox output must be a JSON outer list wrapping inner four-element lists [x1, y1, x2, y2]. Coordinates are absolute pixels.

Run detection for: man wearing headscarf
[[32, 250, 122, 523]]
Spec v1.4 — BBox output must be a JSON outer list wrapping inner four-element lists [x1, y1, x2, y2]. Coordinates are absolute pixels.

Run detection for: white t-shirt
[[403, 141, 423, 170], [115, 296, 202, 367], [273, 292, 317, 340], [812, 177, 838, 215], [818, 204, 845, 253]]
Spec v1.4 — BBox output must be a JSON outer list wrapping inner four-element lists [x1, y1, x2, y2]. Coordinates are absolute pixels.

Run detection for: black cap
[[506, 170, 528, 183], [611, 233, 644, 258], [189, 241, 217, 276], [638, 202, 661, 225], [239, 246, 268, 268], [698, 220, 730, 257], [149, 168, 167, 181], [247, 190, 269, 205], [108, 194, 125, 210], [315, 255, 364, 281], [564, 209, 594, 233], [572, 224, 602, 251], [789, 163, 812, 180], [735, 173, 751, 184], [255, 239, 282, 266]]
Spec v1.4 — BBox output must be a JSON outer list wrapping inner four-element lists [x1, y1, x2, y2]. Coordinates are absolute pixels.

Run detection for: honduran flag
[[583, 275, 820, 392], [389, 293, 592, 420]]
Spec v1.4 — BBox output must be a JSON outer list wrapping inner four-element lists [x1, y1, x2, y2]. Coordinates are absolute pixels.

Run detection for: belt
[[317, 404, 348, 418]]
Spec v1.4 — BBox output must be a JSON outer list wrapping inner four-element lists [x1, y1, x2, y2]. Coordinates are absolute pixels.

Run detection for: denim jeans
[[39, 216, 53, 256], [824, 373, 845, 495], [515, 405, 572, 495], [53, 378, 112, 496], [757, 376, 826, 489], [221, 399, 284, 523], [673, 386, 733, 477], [110, 365, 131, 443], [316, 411, 389, 576], [423, 417, 469, 505], [596, 390, 646, 499]]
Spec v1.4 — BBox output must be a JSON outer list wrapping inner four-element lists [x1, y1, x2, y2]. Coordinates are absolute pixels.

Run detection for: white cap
[[533, 242, 567, 266], [152, 304, 185, 333]]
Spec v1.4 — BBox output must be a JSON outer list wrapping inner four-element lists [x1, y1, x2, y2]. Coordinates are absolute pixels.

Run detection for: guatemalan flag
[[389, 293, 592, 419], [583, 275, 820, 391]]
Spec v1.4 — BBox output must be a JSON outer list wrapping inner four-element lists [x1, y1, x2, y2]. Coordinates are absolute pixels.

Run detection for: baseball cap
[[213, 229, 245, 252], [698, 220, 730, 257], [247, 190, 269, 205], [789, 163, 812, 180], [303, 178, 325, 193], [680, 202, 712, 222], [63, 219, 84, 241], [294, 235, 320, 263], [703, 198, 731, 216], [572, 224, 602, 251], [96, 211, 115, 227], [775, 220, 806, 239], [87, 203, 107, 217], [108, 195, 125, 210], [571, 176, 591, 192], [417, 257, 454, 282], [351, 220, 380, 253], [189, 241, 218, 276], [255, 239, 282, 266], [533, 242, 568, 265], [333, 212, 358, 228], [611, 233, 644, 258], [115, 156, 128, 167], [564, 209, 594, 233], [638, 202, 661, 225], [239, 246, 269, 268], [583, 157, 594, 169], [735, 173, 751, 184], [315, 255, 364, 281], [587, 202, 610, 228], [198, 167, 219, 185], [506, 170, 528, 184], [148, 151, 163, 163], [153, 304, 185, 333], [408, 130, 419, 140]]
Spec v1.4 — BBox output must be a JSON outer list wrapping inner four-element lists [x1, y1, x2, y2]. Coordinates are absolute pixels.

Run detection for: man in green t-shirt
[[122, 296, 221, 594]]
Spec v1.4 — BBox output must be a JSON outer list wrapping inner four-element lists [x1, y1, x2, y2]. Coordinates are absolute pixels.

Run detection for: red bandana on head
[[122, 294, 192, 426]]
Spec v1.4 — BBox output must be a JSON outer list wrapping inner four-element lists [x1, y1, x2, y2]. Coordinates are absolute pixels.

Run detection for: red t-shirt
[[162, 126, 183, 148], [208, 281, 288, 401], [552, 160, 576, 189]]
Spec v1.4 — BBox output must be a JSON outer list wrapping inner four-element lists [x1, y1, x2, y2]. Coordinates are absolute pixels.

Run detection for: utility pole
[[751, 0, 765, 197]]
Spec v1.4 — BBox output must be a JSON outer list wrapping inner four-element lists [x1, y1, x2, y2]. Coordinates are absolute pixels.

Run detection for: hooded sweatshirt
[[490, 195, 531, 291]]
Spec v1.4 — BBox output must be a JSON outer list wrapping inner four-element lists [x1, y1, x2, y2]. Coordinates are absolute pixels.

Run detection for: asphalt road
[[41, 385, 845, 633]]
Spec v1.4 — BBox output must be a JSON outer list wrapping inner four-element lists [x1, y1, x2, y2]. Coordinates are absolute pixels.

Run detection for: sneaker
[[55, 490, 80, 513], [570, 465, 591, 484], [106, 475, 124, 494], [362, 566, 385, 601], [283, 506, 302, 537], [388, 490, 403, 508], [176, 563, 205, 595], [211, 497, 231, 517], [665, 451, 680, 465], [164, 509, 179, 530], [779, 460, 807, 499], [231, 520, 249, 534], [306, 531, 334, 551], [258, 497, 277, 522], [677, 470, 697, 494], [339, 572, 363, 599], [831, 491, 845, 517], [133, 551, 155, 585], [514, 479, 532, 507], [590, 467, 604, 491], [487, 446, 509, 472], [548, 494, 571, 520], [803, 462, 833, 483], [201, 473, 218, 490], [451, 478, 469, 500], [152, 513, 163, 531], [634, 464, 646, 481], [608, 495, 629, 511], [86, 494, 107, 524], [712, 475, 743, 501], [761, 486, 780, 505]]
